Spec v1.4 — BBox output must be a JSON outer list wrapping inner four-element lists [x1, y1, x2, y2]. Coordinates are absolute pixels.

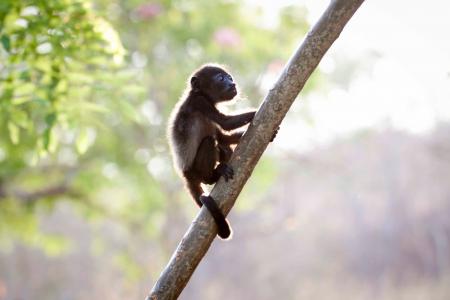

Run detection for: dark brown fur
[[168, 64, 255, 239]]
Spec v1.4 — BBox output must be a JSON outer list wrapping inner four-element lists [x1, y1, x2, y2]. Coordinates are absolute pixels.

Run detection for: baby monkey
[[168, 64, 256, 239]]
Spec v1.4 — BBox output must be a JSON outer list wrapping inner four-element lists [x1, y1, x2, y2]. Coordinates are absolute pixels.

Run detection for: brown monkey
[[167, 64, 256, 239]]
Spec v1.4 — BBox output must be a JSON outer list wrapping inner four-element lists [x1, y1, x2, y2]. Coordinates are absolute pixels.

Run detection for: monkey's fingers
[[216, 163, 234, 181], [270, 126, 280, 142], [224, 164, 234, 181]]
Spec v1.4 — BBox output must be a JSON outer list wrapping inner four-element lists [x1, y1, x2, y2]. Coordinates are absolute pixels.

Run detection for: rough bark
[[147, 0, 365, 299]]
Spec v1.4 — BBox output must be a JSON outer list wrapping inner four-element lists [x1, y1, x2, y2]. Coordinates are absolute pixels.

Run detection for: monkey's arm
[[218, 112, 255, 131], [219, 125, 278, 144], [200, 104, 255, 131]]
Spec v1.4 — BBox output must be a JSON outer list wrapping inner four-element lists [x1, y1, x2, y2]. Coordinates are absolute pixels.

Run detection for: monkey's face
[[191, 66, 237, 102], [211, 72, 237, 101]]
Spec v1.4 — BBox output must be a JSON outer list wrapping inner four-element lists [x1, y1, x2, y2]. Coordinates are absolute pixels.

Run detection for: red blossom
[[213, 27, 241, 48], [135, 3, 163, 20]]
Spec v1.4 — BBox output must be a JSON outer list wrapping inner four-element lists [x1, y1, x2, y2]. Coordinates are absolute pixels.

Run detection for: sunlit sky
[[249, 0, 450, 153]]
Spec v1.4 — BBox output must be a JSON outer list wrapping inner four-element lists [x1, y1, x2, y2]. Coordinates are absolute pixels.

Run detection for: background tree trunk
[[146, 0, 365, 299]]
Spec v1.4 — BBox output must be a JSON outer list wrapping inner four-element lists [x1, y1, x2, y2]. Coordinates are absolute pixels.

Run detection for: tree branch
[[12, 183, 73, 203], [0, 168, 79, 203], [147, 0, 365, 298]]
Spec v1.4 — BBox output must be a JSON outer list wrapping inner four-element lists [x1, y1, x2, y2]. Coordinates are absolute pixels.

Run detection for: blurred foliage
[[0, 0, 311, 263], [0, 0, 128, 155]]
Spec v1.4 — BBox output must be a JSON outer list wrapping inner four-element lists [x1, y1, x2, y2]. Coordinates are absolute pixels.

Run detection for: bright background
[[1, 0, 450, 299]]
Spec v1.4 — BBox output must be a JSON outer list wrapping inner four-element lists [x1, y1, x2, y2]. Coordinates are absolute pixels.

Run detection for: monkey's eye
[[218, 75, 224, 81]]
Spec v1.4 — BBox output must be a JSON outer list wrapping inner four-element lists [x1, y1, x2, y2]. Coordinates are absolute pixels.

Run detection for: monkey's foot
[[216, 163, 234, 181]]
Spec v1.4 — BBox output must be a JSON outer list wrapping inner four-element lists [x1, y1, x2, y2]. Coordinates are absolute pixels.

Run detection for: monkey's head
[[190, 64, 237, 102]]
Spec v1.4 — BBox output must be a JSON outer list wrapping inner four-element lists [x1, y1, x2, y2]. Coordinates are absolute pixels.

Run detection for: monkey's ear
[[191, 76, 199, 90]]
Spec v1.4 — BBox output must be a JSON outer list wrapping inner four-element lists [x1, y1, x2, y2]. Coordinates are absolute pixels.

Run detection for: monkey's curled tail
[[200, 195, 232, 240], [185, 179, 232, 240]]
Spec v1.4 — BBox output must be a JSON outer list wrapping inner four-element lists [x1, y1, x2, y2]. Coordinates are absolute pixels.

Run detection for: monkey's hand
[[247, 111, 256, 123], [215, 163, 234, 181], [270, 126, 280, 142]]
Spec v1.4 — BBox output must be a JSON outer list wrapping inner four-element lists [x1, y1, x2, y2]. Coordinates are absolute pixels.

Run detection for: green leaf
[[76, 127, 89, 154], [19, 70, 31, 81], [45, 112, 57, 126], [1, 87, 13, 101], [0, 35, 11, 52], [7, 122, 20, 144], [79, 101, 109, 113], [42, 127, 58, 152], [11, 96, 32, 105], [14, 82, 35, 95], [11, 110, 29, 128]]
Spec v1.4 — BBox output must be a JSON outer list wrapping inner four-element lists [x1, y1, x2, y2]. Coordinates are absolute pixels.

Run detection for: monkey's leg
[[194, 136, 233, 183], [217, 131, 244, 145], [184, 176, 203, 207], [218, 143, 233, 163], [217, 131, 242, 162], [191, 136, 233, 239]]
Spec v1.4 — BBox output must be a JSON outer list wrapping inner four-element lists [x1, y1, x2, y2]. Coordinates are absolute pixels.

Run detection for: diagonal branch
[[147, 0, 365, 299]]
